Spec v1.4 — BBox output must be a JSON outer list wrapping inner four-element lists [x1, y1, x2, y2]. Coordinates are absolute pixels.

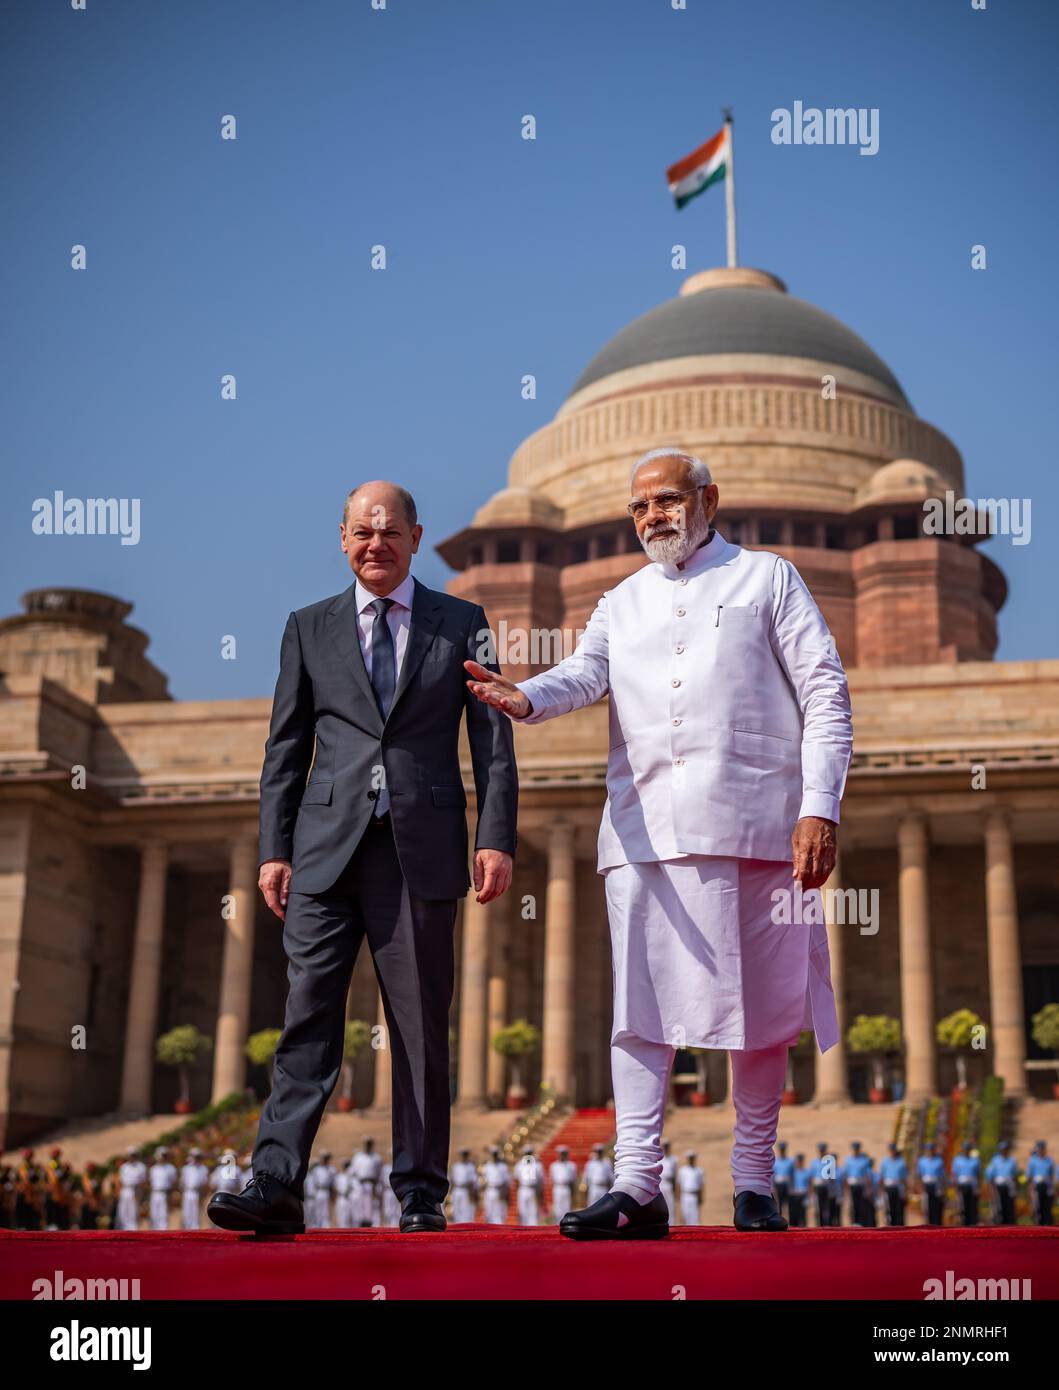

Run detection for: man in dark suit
[[208, 481, 517, 1236]]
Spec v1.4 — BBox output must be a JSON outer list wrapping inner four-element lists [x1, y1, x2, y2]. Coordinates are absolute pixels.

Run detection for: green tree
[[936, 1008, 983, 1090], [847, 1014, 901, 1094], [156, 1025, 212, 1107], [1031, 1003, 1059, 1085], [245, 1028, 283, 1088], [492, 1019, 541, 1100]]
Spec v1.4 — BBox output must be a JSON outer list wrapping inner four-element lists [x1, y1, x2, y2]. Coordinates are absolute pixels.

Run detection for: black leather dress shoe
[[733, 1190, 788, 1232], [399, 1190, 446, 1233], [207, 1173, 304, 1235], [560, 1191, 670, 1241]]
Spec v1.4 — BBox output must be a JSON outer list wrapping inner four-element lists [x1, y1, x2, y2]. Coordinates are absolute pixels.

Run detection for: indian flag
[[666, 126, 728, 209]]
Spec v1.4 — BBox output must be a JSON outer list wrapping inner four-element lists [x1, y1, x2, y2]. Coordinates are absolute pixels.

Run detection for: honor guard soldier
[[179, 1148, 209, 1230], [210, 1150, 242, 1197], [45, 1147, 72, 1230], [840, 1142, 874, 1226], [677, 1152, 704, 1225], [584, 1144, 614, 1205], [772, 1140, 795, 1220], [333, 1158, 353, 1228], [148, 1148, 178, 1231], [450, 1148, 479, 1223], [482, 1147, 510, 1225], [549, 1146, 578, 1221], [116, 1147, 146, 1231], [788, 1153, 811, 1227], [951, 1141, 981, 1226], [350, 1138, 382, 1227], [307, 1151, 336, 1228], [879, 1143, 908, 1226], [917, 1142, 947, 1225], [16, 1149, 44, 1231], [660, 1140, 678, 1222], [984, 1140, 1019, 1225], [516, 1145, 545, 1225], [810, 1142, 838, 1227], [379, 1157, 401, 1227], [1026, 1141, 1054, 1225]]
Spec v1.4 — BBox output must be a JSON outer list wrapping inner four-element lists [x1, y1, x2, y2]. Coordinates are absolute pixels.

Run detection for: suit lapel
[[388, 578, 443, 722], [327, 584, 383, 733]]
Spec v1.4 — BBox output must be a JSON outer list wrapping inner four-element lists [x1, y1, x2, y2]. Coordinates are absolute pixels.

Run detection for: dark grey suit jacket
[[258, 577, 518, 899]]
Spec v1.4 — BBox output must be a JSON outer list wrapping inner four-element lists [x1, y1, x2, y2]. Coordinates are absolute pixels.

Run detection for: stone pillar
[[541, 821, 576, 1101], [456, 891, 489, 1106], [212, 838, 258, 1102], [119, 842, 169, 1114], [372, 988, 392, 1108], [486, 893, 511, 1102], [984, 813, 1028, 1098], [897, 815, 935, 1101], [814, 851, 850, 1104]]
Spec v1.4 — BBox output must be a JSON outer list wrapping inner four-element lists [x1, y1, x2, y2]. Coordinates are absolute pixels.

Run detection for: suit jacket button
[[367, 790, 378, 800]]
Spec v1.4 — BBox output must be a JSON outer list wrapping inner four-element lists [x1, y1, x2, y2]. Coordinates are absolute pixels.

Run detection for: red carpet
[[3, 1227, 1056, 1300]]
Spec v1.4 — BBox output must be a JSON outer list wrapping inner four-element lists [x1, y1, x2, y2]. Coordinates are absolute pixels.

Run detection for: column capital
[[983, 809, 1012, 839]]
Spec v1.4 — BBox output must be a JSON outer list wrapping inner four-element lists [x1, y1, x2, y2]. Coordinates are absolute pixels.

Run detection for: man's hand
[[259, 858, 292, 921], [791, 817, 837, 891], [464, 660, 531, 719], [474, 848, 513, 904]]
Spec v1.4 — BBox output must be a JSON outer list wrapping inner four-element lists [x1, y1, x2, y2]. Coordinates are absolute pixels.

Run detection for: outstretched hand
[[464, 660, 531, 719]]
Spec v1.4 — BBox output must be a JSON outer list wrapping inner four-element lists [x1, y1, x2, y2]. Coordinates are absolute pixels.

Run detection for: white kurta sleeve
[[514, 591, 611, 724], [768, 557, 853, 823]]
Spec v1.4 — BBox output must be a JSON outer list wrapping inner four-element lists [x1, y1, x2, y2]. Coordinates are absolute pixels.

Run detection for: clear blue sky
[[2, 0, 1056, 699]]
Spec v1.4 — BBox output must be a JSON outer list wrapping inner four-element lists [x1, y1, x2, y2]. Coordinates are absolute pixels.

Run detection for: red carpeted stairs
[[506, 1107, 615, 1223], [4, 1227, 1056, 1301]]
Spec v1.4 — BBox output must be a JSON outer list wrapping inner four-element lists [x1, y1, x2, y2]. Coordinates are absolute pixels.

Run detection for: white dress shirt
[[516, 530, 852, 870], [354, 572, 415, 815]]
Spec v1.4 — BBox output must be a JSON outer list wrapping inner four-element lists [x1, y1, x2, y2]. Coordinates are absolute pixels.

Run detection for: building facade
[[2, 266, 1057, 1148]]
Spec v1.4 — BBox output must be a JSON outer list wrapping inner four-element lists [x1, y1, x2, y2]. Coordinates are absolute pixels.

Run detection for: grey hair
[[630, 447, 712, 488], [342, 483, 418, 528]]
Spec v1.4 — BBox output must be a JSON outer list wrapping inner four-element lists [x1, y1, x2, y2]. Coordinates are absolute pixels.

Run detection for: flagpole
[[722, 108, 737, 267]]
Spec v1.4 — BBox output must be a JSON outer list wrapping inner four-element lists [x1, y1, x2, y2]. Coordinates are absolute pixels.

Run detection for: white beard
[[640, 506, 710, 565]]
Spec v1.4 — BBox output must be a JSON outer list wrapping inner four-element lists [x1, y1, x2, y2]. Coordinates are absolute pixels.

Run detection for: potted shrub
[[156, 1025, 211, 1114], [936, 1007, 983, 1097], [686, 1047, 712, 1106], [783, 1031, 814, 1105], [338, 1018, 371, 1112], [847, 1014, 901, 1102], [1031, 1002, 1059, 1099], [245, 1027, 282, 1099], [492, 1019, 540, 1109]]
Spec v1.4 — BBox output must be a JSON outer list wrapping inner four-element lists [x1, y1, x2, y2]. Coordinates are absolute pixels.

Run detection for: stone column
[[984, 812, 1028, 1098], [486, 892, 511, 1102], [541, 821, 576, 1101], [119, 842, 169, 1114], [212, 838, 258, 1102], [897, 815, 935, 1101], [814, 851, 850, 1104], [372, 988, 392, 1108], [456, 891, 489, 1106]]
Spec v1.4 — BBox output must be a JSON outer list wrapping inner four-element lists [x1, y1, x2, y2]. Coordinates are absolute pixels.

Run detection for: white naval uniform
[[333, 1169, 352, 1228], [308, 1162, 335, 1228], [677, 1164, 704, 1225], [116, 1160, 146, 1230], [516, 530, 851, 1199], [148, 1162, 177, 1231], [209, 1159, 241, 1197], [660, 1153, 678, 1222], [180, 1162, 209, 1230], [549, 1159, 578, 1220], [516, 1156, 544, 1225], [380, 1163, 401, 1228], [482, 1161, 510, 1224], [350, 1151, 382, 1226], [584, 1155, 614, 1205], [450, 1161, 479, 1223]]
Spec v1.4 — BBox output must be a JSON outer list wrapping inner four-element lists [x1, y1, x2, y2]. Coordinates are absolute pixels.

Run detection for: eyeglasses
[[626, 486, 704, 521]]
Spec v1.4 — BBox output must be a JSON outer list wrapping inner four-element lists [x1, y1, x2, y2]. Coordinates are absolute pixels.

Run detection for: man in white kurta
[[466, 447, 852, 1238]]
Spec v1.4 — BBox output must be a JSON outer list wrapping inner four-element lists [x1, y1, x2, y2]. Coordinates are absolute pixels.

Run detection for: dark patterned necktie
[[369, 597, 396, 719]]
